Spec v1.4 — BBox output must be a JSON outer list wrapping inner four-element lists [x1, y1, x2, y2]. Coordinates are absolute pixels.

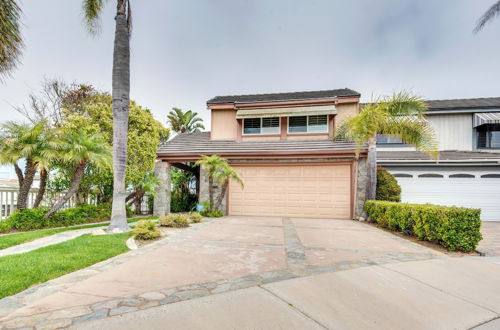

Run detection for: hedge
[[376, 166, 401, 202], [365, 200, 482, 252], [0, 203, 134, 233]]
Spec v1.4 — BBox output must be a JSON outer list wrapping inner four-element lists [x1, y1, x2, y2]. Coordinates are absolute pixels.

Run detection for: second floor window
[[377, 134, 403, 144], [243, 117, 280, 135], [288, 115, 328, 133], [477, 124, 500, 149]]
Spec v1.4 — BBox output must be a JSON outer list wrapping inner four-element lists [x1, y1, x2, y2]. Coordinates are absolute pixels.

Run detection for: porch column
[[153, 161, 171, 217]]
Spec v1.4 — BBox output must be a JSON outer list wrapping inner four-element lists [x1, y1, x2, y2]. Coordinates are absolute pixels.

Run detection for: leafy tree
[[0, 121, 59, 209], [335, 92, 438, 201], [45, 130, 111, 217], [0, 0, 23, 79], [376, 166, 401, 202], [195, 155, 243, 212], [167, 108, 205, 133], [62, 91, 169, 203], [83, 0, 133, 231], [474, 2, 500, 33], [126, 171, 158, 215]]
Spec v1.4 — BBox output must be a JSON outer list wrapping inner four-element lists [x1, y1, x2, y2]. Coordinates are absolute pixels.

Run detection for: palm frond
[[382, 116, 439, 158], [474, 1, 500, 33], [379, 91, 428, 117], [0, 0, 23, 79], [82, 0, 106, 36]]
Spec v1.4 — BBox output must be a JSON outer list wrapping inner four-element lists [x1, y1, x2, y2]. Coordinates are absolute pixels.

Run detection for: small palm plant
[[195, 155, 243, 212], [167, 108, 205, 133], [335, 92, 438, 201], [45, 130, 111, 217], [0, 121, 60, 209], [0, 0, 23, 79]]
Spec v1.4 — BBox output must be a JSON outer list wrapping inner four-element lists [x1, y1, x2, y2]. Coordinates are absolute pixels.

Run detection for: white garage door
[[393, 171, 500, 221], [228, 164, 352, 219]]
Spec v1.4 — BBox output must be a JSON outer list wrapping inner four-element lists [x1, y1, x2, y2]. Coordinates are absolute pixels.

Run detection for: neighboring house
[[156, 89, 368, 219], [378, 97, 500, 221]]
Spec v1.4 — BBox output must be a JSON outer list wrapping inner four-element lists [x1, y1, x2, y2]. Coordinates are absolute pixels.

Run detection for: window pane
[[490, 131, 500, 148], [243, 118, 261, 134], [262, 117, 280, 134], [289, 116, 307, 133], [308, 115, 328, 132], [377, 134, 403, 144]]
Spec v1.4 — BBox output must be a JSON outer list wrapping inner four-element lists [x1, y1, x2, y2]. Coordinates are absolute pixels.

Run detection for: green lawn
[[0, 232, 131, 299], [0, 217, 156, 250]]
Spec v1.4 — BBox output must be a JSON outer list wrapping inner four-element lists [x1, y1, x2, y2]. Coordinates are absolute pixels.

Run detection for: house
[[155, 89, 368, 219], [378, 97, 500, 221]]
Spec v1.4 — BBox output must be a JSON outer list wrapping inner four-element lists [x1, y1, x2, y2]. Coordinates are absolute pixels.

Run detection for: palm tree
[[0, 0, 23, 79], [335, 92, 438, 201], [167, 108, 205, 133], [83, 0, 132, 232], [474, 1, 500, 33], [45, 130, 111, 218], [0, 121, 59, 209], [195, 155, 243, 212]]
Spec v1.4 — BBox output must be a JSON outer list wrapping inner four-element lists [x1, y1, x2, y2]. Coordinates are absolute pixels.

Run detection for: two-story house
[[156, 89, 368, 219], [378, 97, 500, 221]]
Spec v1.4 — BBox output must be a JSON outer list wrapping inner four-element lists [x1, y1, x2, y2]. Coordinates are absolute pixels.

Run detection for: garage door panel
[[229, 164, 352, 219]]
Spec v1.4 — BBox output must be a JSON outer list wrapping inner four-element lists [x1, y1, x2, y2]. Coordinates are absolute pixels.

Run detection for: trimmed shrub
[[132, 220, 161, 240], [159, 213, 189, 228], [365, 200, 482, 252], [188, 212, 203, 223], [6, 203, 112, 232], [376, 166, 401, 202]]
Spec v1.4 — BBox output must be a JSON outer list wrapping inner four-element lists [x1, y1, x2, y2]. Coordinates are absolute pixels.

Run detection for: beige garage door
[[228, 164, 352, 219]]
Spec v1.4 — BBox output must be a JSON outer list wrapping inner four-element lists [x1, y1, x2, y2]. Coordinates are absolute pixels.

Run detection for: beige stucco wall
[[242, 135, 281, 141], [286, 134, 329, 140], [334, 103, 359, 131], [211, 110, 237, 140]]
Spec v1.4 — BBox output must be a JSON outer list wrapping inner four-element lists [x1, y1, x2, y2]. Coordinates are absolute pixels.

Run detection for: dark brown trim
[[229, 160, 353, 166], [280, 117, 287, 140], [208, 96, 360, 110]]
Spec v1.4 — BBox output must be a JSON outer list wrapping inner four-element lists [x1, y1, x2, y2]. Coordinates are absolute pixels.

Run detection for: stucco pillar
[[199, 164, 227, 215], [153, 161, 171, 217]]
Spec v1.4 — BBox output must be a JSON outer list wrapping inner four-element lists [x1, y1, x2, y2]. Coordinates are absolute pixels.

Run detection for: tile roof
[[157, 132, 363, 157], [378, 151, 500, 161], [426, 97, 500, 111], [207, 88, 360, 104]]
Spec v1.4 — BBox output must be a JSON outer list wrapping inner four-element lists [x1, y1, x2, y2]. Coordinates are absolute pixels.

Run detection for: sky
[[0, 0, 499, 128]]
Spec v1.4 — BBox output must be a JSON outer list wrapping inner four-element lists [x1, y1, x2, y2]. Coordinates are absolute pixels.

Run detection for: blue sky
[[0, 0, 499, 127]]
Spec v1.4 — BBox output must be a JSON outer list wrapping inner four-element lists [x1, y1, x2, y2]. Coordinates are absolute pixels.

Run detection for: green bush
[[171, 192, 197, 213], [0, 218, 14, 233], [6, 203, 112, 232], [199, 201, 223, 218], [365, 200, 482, 252], [132, 220, 161, 240], [188, 212, 203, 223], [376, 166, 401, 202], [159, 213, 189, 228]]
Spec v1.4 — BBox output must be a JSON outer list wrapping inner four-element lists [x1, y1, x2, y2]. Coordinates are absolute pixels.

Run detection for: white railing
[[0, 190, 151, 220]]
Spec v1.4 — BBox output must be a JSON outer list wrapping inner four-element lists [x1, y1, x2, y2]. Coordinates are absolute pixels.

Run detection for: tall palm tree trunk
[[108, 0, 131, 232], [33, 169, 48, 207], [365, 136, 377, 201], [45, 161, 87, 218], [17, 159, 37, 210]]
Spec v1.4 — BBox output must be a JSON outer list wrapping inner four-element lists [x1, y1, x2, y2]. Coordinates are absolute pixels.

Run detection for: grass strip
[[0, 217, 156, 250], [0, 232, 131, 299]]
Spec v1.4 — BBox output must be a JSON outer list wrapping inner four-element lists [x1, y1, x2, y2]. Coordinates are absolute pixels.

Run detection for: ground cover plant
[[0, 232, 131, 299], [132, 220, 161, 240], [365, 200, 482, 252], [159, 213, 189, 228]]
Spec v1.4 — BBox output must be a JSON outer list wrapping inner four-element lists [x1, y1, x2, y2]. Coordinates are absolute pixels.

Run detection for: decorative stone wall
[[199, 164, 227, 215], [355, 157, 368, 218], [153, 161, 171, 216]]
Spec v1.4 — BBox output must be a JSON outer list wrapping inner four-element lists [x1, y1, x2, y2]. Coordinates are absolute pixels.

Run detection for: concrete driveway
[[1, 216, 500, 329]]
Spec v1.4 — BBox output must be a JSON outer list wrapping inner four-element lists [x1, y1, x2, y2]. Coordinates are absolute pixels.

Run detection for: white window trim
[[287, 115, 329, 134], [242, 117, 281, 135]]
